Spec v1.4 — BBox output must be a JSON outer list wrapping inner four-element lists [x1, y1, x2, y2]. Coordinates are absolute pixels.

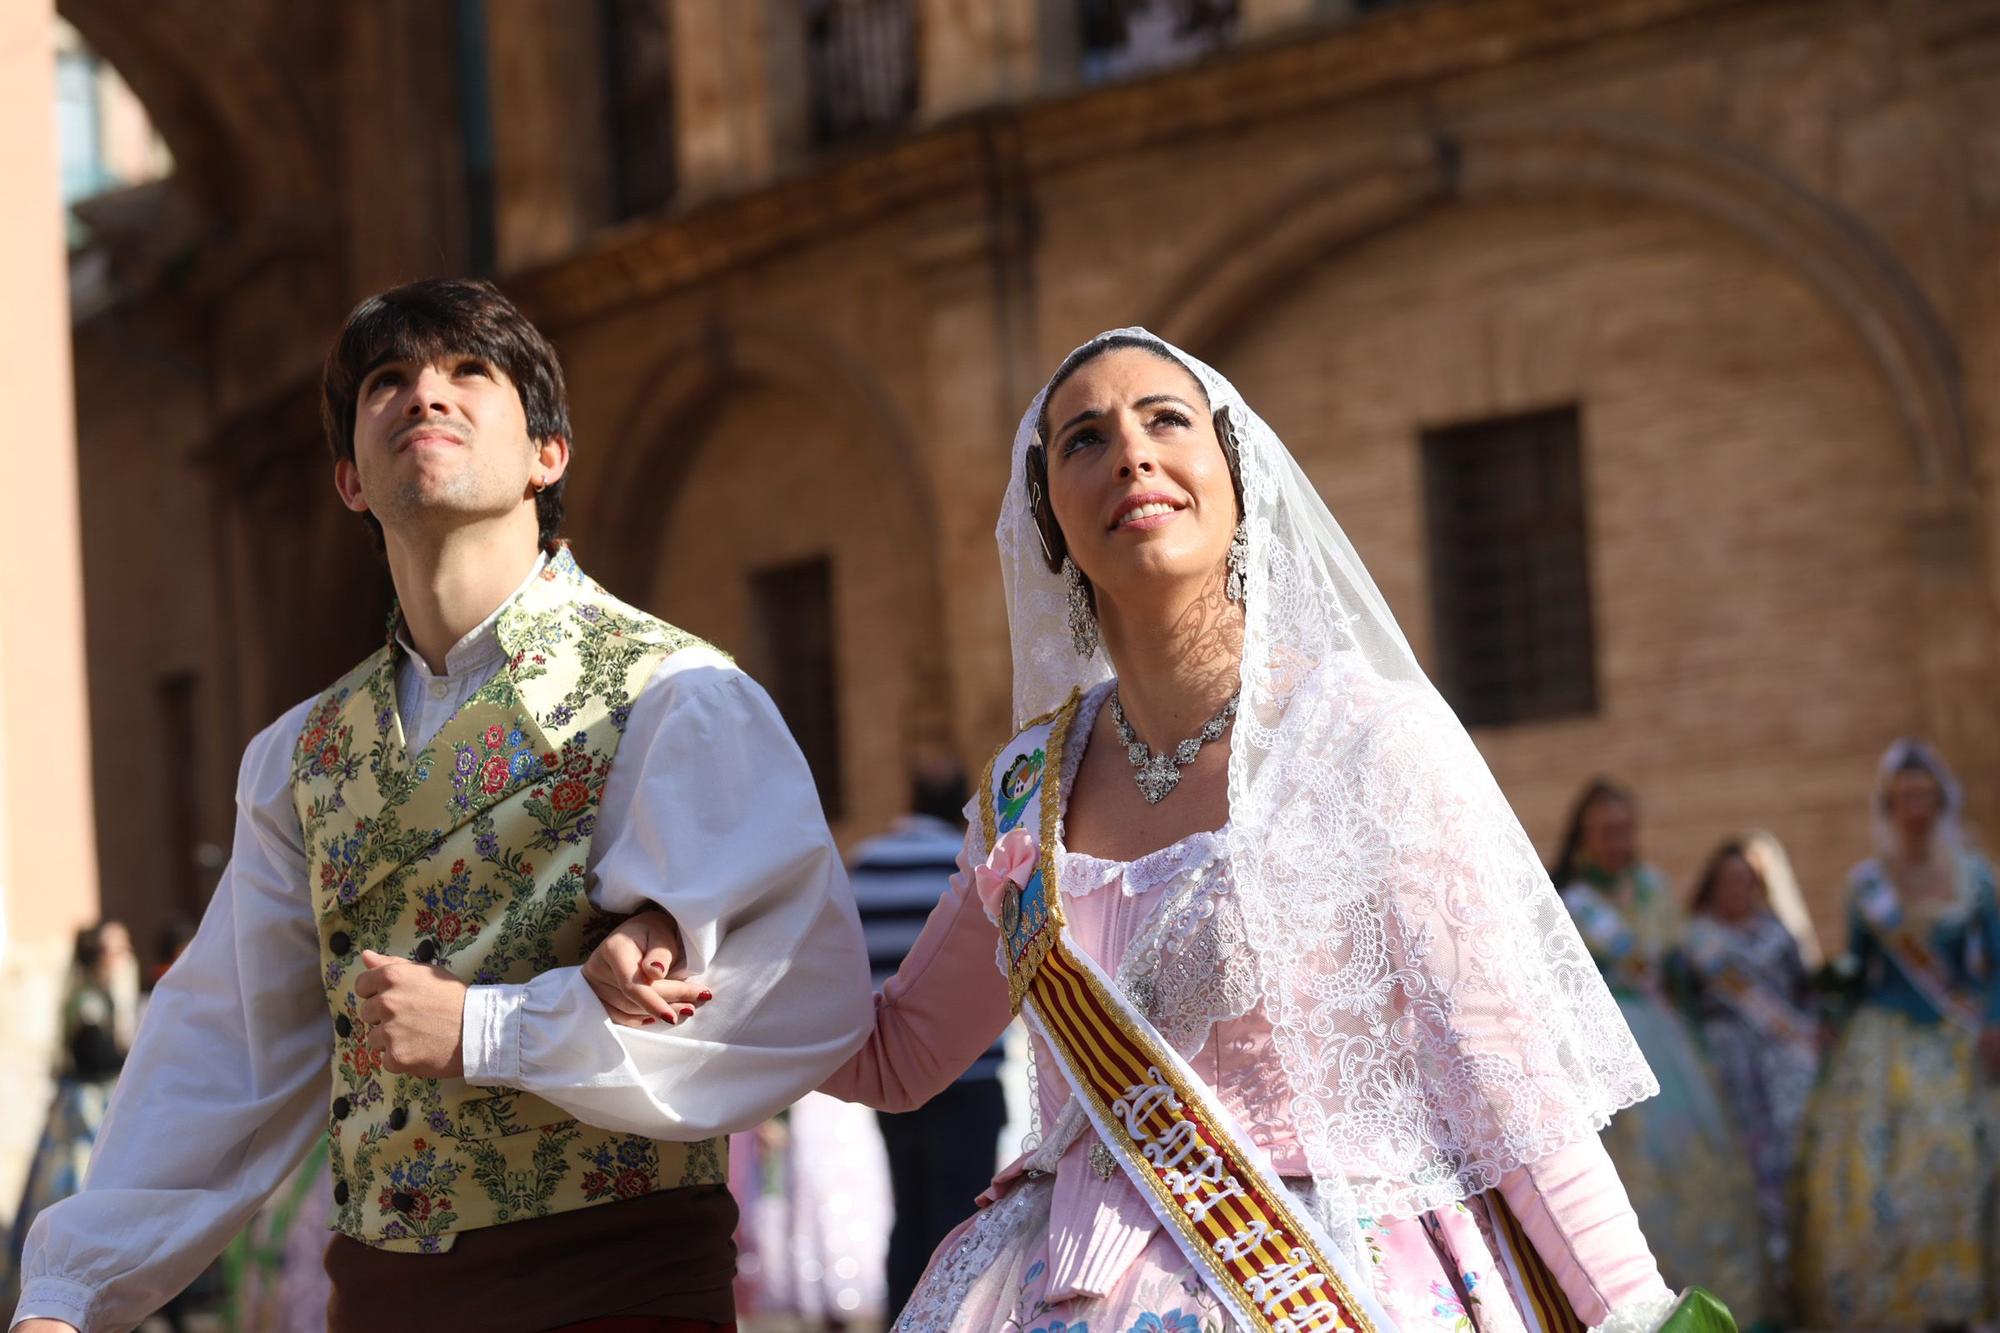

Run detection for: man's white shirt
[[13, 563, 872, 1332]]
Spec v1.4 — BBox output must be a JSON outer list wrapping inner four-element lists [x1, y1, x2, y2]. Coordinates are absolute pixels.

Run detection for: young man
[[11, 278, 872, 1333]]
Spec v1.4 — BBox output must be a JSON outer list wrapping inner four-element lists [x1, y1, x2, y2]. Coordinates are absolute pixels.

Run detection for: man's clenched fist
[[354, 949, 469, 1077]]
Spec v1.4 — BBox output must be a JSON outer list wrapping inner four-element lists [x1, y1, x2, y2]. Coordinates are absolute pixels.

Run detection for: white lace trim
[[892, 1178, 1048, 1331], [1061, 829, 1230, 901], [1588, 1286, 1680, 1333]]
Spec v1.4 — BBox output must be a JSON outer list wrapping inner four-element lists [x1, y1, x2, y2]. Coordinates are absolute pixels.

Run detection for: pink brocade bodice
[[1023, 836, 1311, 1300], [819, 693, 1670, 1322]]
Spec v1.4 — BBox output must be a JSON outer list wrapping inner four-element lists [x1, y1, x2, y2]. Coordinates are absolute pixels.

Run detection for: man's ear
[[333, 457, 369, 513], [532, 434, 572, 490]]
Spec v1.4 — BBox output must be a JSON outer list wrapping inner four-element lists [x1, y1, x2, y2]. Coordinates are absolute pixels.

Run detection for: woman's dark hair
[[1881, 745, 1952, 815], [1549, 777, 1636, 889], [71, 923, 108, 975], [1024, 334, 1236, 576], [320, 277, 572, 553], [1690, 840, 1760, 915]]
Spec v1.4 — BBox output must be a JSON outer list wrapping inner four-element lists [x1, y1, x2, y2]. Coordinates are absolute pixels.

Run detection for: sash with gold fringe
[[1855, 872, 1988, 1036], [978, 692, 1394, 1333]]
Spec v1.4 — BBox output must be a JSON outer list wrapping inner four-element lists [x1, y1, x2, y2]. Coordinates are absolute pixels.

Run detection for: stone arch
[[1145, 118, 1999, 927], [57, 0, 329, 224], [1149, 114, 1969, 490], [595, 317, 945, 593], [591, 318, 956, 831]]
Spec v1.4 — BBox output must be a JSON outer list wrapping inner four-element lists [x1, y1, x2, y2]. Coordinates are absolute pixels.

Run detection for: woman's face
[[1886, 768, 1945, 845], [1578, 795, 1638, 877], [1706, 853, 1764, 925], [1042, 347, 1237, 615]]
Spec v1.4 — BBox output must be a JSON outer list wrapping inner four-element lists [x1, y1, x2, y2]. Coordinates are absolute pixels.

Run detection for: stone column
[[670, 0, 783, 198], [0, 0, 103, 1218], [486, 0, 618, 271]]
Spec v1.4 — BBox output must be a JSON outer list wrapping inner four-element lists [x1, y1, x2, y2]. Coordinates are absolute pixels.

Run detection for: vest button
[[329, 931, 353, 956], [333, 1181, 349, 1207], [331, 1096, 350, 1121], [334, 1014, 353, 1039], [387, 1105, 409, 1131], [414, 939, 438, 964], [391, 1191, 416, 1213]]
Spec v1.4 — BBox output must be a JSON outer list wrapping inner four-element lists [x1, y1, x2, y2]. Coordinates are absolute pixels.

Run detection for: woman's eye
[[456, 361, 491, 378], [1154, 410, 1192, 429], [1061, 429, 1102, 456]]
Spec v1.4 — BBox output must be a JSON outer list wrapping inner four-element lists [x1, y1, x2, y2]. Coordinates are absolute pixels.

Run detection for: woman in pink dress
[[599, 330, 1700, 1333]]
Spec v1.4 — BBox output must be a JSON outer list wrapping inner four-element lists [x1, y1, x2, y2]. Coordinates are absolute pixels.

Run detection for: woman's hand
[[582, 909, 713, 1028]]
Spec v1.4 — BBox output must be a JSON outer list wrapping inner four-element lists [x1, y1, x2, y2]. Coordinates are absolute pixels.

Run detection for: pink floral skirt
[[894, 1175, 1534, 1333]]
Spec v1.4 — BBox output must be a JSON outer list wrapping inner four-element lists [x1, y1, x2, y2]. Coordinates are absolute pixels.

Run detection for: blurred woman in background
[[1681, 839, 1818, 1307], [1739, 830, 1823, 973], [1796, 738, 2000, 1326], [6, 922, 141, 1284], [1551, 782, 1768, 1322]]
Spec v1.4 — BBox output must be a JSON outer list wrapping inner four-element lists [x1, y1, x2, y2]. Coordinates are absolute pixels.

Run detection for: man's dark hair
[[910, 763, 969, 826], [320, 277, 572, 552]]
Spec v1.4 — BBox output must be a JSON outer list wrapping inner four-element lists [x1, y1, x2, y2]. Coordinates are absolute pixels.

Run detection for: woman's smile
[[1108, 493, 1187, 532]]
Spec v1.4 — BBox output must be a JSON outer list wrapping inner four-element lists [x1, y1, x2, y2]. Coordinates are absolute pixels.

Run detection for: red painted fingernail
[[663, 1012, 677, 1024], [679, 1006, 694, 1020], [642, 1017, 656, 1025], [697, 990, 713, 1001], [649, 961, 667, 976]]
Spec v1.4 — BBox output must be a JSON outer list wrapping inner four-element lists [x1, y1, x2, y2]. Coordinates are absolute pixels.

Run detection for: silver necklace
[[1107, 687, 1239, 805]]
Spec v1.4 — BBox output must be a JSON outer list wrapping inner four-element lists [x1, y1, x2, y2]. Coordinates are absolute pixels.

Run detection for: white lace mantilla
[[993, 328, 1658, 1229]]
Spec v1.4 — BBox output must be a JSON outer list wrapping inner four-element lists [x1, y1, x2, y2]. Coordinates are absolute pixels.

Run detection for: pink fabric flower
[[973, 827, 1039, 921]]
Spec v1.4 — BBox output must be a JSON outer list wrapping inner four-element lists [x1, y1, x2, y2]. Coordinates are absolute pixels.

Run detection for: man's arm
[[12, 703, 332, 1333], [459, 651, 873, 1137]]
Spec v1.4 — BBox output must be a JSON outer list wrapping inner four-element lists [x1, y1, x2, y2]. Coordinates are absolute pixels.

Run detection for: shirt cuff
[[12, 1276, 95, 1330], [461, 982, 528, 1087]]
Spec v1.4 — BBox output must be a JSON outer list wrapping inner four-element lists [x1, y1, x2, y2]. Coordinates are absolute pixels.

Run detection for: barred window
[[806, 0, 917, 147], [1421, 407, 1598, 727], [750, 556, 845, 817], [600, 0, 676, 220]]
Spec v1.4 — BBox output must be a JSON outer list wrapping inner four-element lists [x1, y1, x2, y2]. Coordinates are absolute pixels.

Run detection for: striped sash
[[1855, 873, 1987, 1036], [1480, 1193, 1586, 1333], [980, 694, 1395, 1333]]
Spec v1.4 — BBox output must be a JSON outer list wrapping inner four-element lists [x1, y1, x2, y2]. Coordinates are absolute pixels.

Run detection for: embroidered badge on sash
[[980, 696, 1075, 1012]]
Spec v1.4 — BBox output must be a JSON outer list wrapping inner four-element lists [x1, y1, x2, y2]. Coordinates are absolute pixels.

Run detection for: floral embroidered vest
[[291, 549, 726, 1252]]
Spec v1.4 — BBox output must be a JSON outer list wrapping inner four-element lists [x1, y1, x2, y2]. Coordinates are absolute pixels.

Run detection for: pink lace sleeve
[[816, 835, 1013, 1113], [1495, 1137, 1670, 1325]]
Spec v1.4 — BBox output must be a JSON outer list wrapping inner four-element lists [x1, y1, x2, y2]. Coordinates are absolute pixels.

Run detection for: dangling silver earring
[[1224, 521, 1249, 603], [1062, 558, 1099, 657]]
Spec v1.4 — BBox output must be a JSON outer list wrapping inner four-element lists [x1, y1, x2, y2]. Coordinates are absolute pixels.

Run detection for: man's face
[[337, 351, 547, 537]]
